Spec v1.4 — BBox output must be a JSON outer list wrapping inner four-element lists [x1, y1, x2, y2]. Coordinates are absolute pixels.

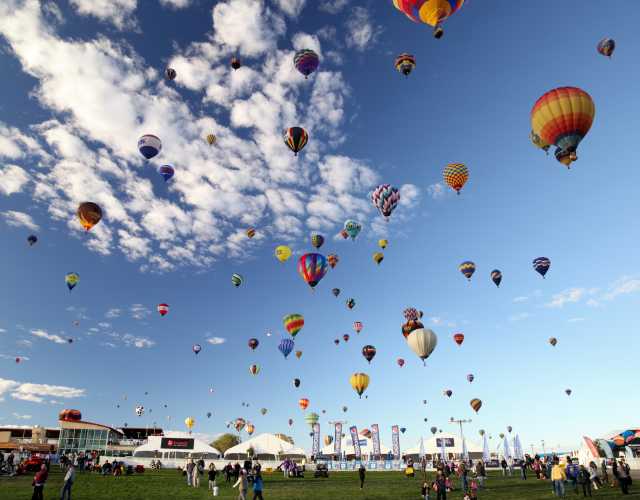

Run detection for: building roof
[[133, 433, 220, 456], [59, 419, 123, 436], [224, 433, 306, 458]]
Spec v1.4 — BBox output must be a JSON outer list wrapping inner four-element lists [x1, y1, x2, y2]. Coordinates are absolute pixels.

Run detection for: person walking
[[500, 458, 507, 476], [421, 480, 431, 500], [31, 463, 48, 500], [551, 458, 566, 497], [588, 461, 601, 490], [459, 461, 469, 492], [520, 459, 527, 480], [578, 464, 592, 497], [474, 460, 486, 489], [60, 463, 75, 500], [613, 459, 631, 494], [358, 463, 366, 489], [252, 472, 264, 500], [600, 459, 609, 486], [208, 463, 218, 494], [233, 469, 249, 500], [186, 459, 195, 487], [566, 458, 580, 495], [435, 471, 447, 500]]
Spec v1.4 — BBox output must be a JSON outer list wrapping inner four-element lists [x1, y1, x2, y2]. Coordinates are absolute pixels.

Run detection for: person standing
[[252, 473, 264, 500], [358, 463, 366, 489], [193, 460, 201, 488], [186, 459, 195, 487], [551, 458, 566, 497], [520, 459, 527, 480], [60, 463, 75, 500], [421, 480, 430, 500], [613, 459, 631, 494], [435, 471, 447, 500], [500, 458, 507, 476], [459, 461, 469, 492], [578, 464, 592, 497], [600, 459, 609, 486], [31, 463, 48, 500], [474, 460, 486, 489], [208, 463, 218, 494], [233, 469, 248, 500], [588, 461, 600, 490], [7, 451, 14, 475], [566, 458, 579, 495]]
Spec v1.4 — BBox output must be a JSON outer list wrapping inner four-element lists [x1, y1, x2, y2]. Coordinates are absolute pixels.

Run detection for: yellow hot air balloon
[[275, 245, 292, 263], [350, 372, 370, 399], [246, 423, 255, 435], [206, 134, 216, 146], [392, 0, 466, 39], [378, 239, 388, 249], [184, 416, 195, 433], [373, 252, 384, 265]]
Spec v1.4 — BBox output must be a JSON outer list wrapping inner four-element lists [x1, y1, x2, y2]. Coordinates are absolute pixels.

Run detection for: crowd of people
[[180, 458, 266, 498]]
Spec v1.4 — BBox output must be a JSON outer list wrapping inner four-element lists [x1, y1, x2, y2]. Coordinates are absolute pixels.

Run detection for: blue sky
[[1, 0, 639, 453]]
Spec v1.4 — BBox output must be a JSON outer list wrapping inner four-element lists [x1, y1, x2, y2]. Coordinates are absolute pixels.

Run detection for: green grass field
[[1, 469, 638, 499]]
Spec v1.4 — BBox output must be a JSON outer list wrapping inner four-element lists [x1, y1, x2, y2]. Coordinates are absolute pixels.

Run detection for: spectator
[[252, 473, 264, 500], [233, 469, 248, 500], [421, 480, 430, 500], [208, 463, 218, 494], [578, 464, 592, 497], [358, 463, 366, 489], [60, 463, 75, 500], [435, 471, 447, 500], [186, 459, 195, 487], [566, 458, 580, 495], [500, 458, 508, 476], [613, 458, 631, 495], [588, 461, 601, 490], [551, 458, 566, 497], [31, 463, 48, 500]]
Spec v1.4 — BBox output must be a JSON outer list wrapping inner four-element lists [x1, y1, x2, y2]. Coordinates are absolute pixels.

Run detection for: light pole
[[541, 440, 546, 455], [449, 417, 472, 461]]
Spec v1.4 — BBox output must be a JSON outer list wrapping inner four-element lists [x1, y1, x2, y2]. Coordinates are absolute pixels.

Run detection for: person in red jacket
[[31, 463, 48, 500]]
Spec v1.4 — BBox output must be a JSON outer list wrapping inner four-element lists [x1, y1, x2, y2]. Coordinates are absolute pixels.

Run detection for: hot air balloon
[[342, 406, 348, 412], [340, 229, 348, 239], [327, 254, 339, 269], [400, 427, 406, 434], [402, 319, 424, 339], [293, 378, 300, 388], [459, 261, 476, 280], [430, 426, 437, 435], [311, 234, 325, 249], [360, 428, 372, 439], [343, 220, 362, 240], [378, 239, 388, 249], [407, 328, 437, 365], [305, 413, 319, 427], [373, 252, 384, 265], [324, 435, 333, 446], [392, 0, 466, 39], [293, 49, 319, 78], [491, 270, 502, 287], [353, 321, 363, 334], [246, 423, 255, 435], [332, 288, 340, 297], [157, 303, 169, 317], [343, 334, 350, 342], [397, 358, 405, 367], [206, 133, 217, 146], [499, 433, 504, 439], [233, 418, 245, 432], [597, 38, 615, 58], [27, 235, 37, 246], [157, 165, 174, 182], [295, 350, 302, 359], [165, 67, 177, 80], [565, 389, 572, 396], [77, 202, 102, 231], [453, 333, 464, 346], [193, 344, 202, 355], [206, 411, 212, 418], [298, 398, 309, 410], [288, 418, 294, 426], [283, 314, 304, 338], [346, 298, 356, 310], [135, 405, 144, 416], [231, 57, 241, 70], [533, 257, 551, 278], [138, 134, 162, 160], [531, 87, 595, 168], [261, 408, 267, 415], [530, 130, 550, 154], [371, 184, 401, 220], [65, 272, 79, 291], [278, 338, 295, 359], [283, 127, 308, 156], [470, 398, 482, 413], [248, 338, 259, 350], [395, 53, 416, 76], [479, 429, 485, 437], [549, 337, 558, 347], [275, 245, 292, 263], [443, 390, 452, 398], [246, 228, 256, 239], [467, 374, 474, 383], [443, 163, 469, 194], [350, 372, 370, 398], [403, 308, 420, 322], [334, 339, 340, 345], [362, 345, 376, 363], [297, 253, 329, 289], [507, 426, 512, 433], [231, 273, 244, 287]]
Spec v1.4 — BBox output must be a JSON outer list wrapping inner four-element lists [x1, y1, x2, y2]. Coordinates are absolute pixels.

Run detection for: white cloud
[[274, 0, 306, 17], [0, 122, 47, 160], [17, 339, 33, 348], [206, 336, 226, 345], [0, 329, 6, 334], [513, 296, 528, 303], [105, 308, 122, 318], [130, 304, 151, 320], [97, 322, 111, 329], [0, 165, 31, 195], [545, 288, 598, 308], [0, 378, 85, 404], [319, 0, 348, 14], [509, 312, 530, 322], [602, 276, 640, 301], [426, 182, 446, 200], [159, 0, 191, 8], [1, 210, 39, 231], [68, 0, 138, 30], [399, 184, 420, 208], [12, 413, 32, 420], [121, 334, 155, 348], [344, 7, 382, 51], [30, 329, 67, 344]]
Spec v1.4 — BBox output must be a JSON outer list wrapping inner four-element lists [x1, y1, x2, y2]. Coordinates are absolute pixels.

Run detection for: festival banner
[[371, 424, 381, 458], [391, 425, 400, 459], [312, 423, 320, 456], [334, 423, 342, 457], [350, 426, 361, 458]]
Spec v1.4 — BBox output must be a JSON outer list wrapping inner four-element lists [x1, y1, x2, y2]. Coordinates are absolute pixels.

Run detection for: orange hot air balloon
[[453, 333, 464, 346], [327, 254, 339, 269], [298, 398, 309, 410], [443, 163, 468, 194], [470, 398, 482, 413], [295, 350, 302, 359], [77, 202, 103, 231]]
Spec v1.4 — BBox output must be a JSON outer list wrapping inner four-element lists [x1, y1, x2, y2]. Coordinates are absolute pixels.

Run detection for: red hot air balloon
[[157, 303, 169, 317], [353, 321, 363, 334], [453, 333, 464, 346], [248, 338, 259, 350], [343, 334, 350, 342], [362, 345, 376, 363]]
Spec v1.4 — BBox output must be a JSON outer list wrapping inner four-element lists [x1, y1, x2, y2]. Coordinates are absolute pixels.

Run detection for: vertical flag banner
[[391, 425, 400, 459], [312, 423, 320, 456], [482, 433, 490, 462], [371, 424, 381, 458], [350, 426, 361, 458], [334, 422, 342, 457]]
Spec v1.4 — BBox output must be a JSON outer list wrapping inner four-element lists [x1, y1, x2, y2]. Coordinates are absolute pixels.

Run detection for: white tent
[[320, 435, 391, 458], [404, 433, 483, 459], [224, 433, 306, 460], [132, 433, 220, 459]]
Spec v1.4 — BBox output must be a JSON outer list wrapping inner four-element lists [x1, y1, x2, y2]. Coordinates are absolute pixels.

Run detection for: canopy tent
[[404, 433, 483, 460], [132, 433, 220, 459], [224, 433, 306, 461], [320, 435, 391, 458]]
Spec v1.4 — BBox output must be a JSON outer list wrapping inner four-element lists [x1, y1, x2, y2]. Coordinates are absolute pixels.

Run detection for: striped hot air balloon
[[443, 163, 469, 194], [165, 67, 177, 80], [283, 314, 304, 338], [157, 165, 174, 182], [206, 133, 217, 146], [392, 0, 466, 39], [470, 398, 482, 413], [246, 228, 256, 239], [278, 338, 295, 359], [138, 134, 162, 159], [491, 269, 502, 287], [395, 53, 416, 76], [231, 273, 243, 287], [293, 49, 319, 78], [533, 257, 551, 278], [249, 364, 260, 375], [459, 261, 476, 281], [453, 333, 464, 346], [371, 184, 401, 219], [353, 321, 363, 334], [283, 127, 308, 156], [297, 253, 328, 289], [157, 303, 169, 317]]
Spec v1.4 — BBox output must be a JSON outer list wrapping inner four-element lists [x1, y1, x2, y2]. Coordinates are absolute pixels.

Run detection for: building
[[131, 433, 220, 460], [0, 425, 59, 453]]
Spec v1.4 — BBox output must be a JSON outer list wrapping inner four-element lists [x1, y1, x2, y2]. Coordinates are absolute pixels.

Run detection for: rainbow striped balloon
[[283, 314, 304, 337]]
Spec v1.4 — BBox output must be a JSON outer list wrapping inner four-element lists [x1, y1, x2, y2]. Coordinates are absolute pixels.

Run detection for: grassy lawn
[[1, 469, 638, 499]]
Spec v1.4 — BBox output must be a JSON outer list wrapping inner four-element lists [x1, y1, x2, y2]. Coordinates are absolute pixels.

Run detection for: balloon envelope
[[407, 328, 438, 364], [350, 372, 370, 398]]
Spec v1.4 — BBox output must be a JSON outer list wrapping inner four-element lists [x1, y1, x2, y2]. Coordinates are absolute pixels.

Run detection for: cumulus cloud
[[130, 304, 151, 320], [159, 0, 191, 8], [274, 0, 306, 17], [344, 7, 382, 51], [426, 182, 446, 200], [105, 308, 122, 318], [319, 0, 348, 14], [0, 378, 85, 404], [68, 0, 138, 30], [30, 329, 67, 344], [121, 334, 155, 348], [206, 336, 226, 345], [1, 210, 39, 230], [0, 166, 31, 195], [545, 288, 598, 308]]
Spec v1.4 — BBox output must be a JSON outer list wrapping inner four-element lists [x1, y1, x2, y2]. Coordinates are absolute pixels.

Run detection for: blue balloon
[[278, 338, 295, 359], [157, 164, 174, 182], [138, 134, 162, 160]]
